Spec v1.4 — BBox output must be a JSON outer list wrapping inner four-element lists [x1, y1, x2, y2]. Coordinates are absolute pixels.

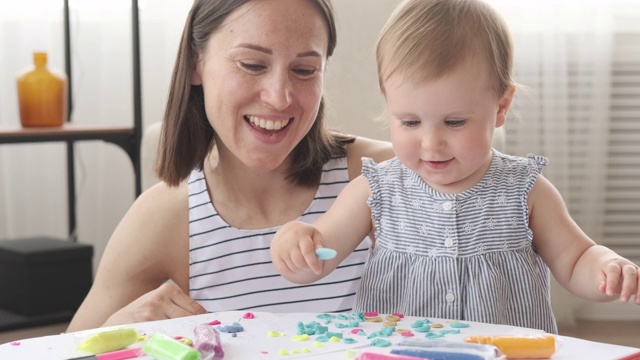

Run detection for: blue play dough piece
[[392, 348, 483, 360], [315, 248, 337, 260]]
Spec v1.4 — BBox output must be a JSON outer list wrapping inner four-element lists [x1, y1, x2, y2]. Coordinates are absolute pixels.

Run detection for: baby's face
[[384, 60, 512, 194]]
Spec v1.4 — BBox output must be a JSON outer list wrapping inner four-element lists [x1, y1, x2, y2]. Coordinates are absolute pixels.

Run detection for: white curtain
[[486, 0, 621, 324], [491, 0, 614, 238]]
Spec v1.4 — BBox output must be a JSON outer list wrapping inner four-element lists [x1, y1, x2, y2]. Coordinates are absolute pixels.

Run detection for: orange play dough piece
[[464, 334, 555, 359]]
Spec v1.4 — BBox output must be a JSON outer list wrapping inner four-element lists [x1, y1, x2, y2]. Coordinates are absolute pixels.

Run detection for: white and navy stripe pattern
[[188, 157, 371, 313], [355, 151, 558, 334]]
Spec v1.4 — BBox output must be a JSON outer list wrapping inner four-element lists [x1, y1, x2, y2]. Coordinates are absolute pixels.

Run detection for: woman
[[67, 0, 393, 331]]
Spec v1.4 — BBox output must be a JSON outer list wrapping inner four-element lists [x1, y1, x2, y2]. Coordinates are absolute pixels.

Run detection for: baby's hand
[[597, 258, 640, 304], [271, 221, 325, 277]]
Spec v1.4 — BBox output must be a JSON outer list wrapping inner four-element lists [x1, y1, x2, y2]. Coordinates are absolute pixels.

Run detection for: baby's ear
[[496, 85, 516, 127]]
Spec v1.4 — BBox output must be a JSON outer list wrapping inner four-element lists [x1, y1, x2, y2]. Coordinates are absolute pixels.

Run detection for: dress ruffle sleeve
[[524, 153, 548, 196], [361, 157, 382, 224], [522, 154, 549, 226]]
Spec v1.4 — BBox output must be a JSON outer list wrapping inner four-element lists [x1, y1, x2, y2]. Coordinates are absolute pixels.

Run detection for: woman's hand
[[102, 282, 208, 327]]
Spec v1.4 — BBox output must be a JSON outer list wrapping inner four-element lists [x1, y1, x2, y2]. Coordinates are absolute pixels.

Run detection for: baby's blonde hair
[[377, 0, 513, 98]]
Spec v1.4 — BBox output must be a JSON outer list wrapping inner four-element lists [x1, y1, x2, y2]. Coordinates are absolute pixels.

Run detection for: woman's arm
[[530, 175, 639, 303], [346, 136, 394, 180], [66, 182, 207, 332]]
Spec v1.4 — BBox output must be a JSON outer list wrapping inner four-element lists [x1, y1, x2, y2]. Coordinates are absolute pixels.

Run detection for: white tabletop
[[1, 311, 638, 360]]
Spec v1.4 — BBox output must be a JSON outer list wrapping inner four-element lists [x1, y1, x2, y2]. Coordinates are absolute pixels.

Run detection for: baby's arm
[[271, 176, 374, 284], [529, 175, 639, 304]]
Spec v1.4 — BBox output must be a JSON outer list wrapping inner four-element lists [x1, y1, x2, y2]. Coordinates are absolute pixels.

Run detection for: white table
[[1, 311, 638, 360]]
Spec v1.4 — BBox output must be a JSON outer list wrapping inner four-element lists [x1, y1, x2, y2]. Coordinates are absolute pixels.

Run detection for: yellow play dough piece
[[77, 328, 138, 354], [329, 336, 341, 342]]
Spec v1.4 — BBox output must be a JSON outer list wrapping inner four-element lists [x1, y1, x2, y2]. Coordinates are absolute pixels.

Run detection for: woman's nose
[[260, 69, 292, 110]]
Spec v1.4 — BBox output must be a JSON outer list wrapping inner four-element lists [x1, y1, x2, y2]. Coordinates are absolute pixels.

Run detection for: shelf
[[0, 122, 142, 239], [0, 124, 140, 181], [0, 123, 134, 143]]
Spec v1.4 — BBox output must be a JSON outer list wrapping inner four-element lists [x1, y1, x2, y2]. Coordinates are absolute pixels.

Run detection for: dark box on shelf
[[0, 237, 93, 316]]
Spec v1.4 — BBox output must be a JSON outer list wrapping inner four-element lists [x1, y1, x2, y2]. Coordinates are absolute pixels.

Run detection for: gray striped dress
[[188, 157, 371, 313], [354, 151, 557, 334]]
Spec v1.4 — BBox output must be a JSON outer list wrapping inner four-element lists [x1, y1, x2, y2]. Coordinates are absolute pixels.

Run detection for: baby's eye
[[446, 119, 466, 127], [239, 62, 266, 73], [292, 67, 318, 78], [400, 120, 420, 127]]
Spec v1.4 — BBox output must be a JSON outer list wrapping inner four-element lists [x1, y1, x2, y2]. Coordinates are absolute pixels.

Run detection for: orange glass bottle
[[16, 52, 68, 127]]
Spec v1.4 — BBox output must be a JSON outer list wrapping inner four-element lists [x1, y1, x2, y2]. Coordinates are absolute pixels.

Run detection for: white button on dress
[[444, 238, 453, 247], [446, 292, 456, 303], [442, 201, 453, 211]]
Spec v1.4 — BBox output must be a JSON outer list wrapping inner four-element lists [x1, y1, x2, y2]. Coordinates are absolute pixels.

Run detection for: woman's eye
[[293, 67, 318, 78], [446, 119, 466, 127], [239, 62, 266, 73]]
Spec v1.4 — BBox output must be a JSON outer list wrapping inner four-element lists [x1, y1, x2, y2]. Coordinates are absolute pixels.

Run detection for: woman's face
[[192, 0, 329, 172]]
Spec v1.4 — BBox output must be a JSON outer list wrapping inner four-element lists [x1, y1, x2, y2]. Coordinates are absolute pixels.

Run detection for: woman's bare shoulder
[[137, 181, 188, 213], [345, 136, 394, 180], [103, 181, 190, 282], [119, 181, 186, 227]]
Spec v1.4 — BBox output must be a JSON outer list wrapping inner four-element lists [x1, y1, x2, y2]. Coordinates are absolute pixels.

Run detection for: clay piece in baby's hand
[[315, 248, 337, 260]]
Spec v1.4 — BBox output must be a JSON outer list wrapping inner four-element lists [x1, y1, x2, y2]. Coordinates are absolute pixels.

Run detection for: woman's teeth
[[248, 116, 290, 130]]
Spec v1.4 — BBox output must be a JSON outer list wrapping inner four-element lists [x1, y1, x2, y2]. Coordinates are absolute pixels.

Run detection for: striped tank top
[[355, 151, 557, 333], [188, 157, 371, 313]]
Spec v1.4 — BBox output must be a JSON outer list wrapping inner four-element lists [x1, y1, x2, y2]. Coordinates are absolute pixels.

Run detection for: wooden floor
[[1, 320, 639, 348]]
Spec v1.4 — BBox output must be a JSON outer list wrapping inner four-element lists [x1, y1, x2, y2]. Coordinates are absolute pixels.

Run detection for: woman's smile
[[244, 114, 294, 145], [245, 115, 292, 131]]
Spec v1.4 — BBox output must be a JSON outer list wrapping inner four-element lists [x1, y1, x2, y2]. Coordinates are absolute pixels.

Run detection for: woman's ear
[[496, 84, 516, 127], [191, 58, 203, 85]]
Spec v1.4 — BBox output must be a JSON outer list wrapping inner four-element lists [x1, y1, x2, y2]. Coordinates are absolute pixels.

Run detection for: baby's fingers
[[636, 274, 640, 305], [287, 240, 313, 272], [298, 240, 322, 275], [272, 243, 313, 275], [281, 237, 321, 275], [619, 264, 640, 304], [600, 262, 622, 296]]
